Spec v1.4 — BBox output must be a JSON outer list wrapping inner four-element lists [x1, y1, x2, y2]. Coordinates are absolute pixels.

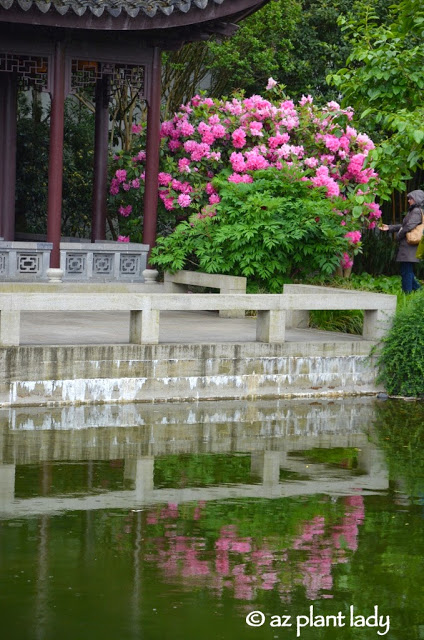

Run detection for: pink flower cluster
[[111, 86, 381, 248]]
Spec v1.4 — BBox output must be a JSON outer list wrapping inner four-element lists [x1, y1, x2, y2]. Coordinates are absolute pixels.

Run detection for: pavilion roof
[[0, 0, 230, 18]]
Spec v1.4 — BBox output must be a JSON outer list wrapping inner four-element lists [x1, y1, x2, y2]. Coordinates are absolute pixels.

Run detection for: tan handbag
[[406, 208, 424, 245]]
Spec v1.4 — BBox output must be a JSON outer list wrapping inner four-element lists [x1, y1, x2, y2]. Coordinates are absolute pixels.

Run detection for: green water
[[0, 398, 423, 640]]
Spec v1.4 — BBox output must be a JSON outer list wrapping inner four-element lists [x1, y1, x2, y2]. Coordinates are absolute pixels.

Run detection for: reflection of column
[[35, 516, 50, 640], [0, 464, 15, 509], [131, 511, 143, 640], [125, 457, 154, 498], [357, 445, 389, 490], [250, 451, 281, 485]]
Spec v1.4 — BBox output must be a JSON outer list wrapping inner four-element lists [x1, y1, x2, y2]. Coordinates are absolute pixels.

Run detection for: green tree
[[328, 0, 424, 199]]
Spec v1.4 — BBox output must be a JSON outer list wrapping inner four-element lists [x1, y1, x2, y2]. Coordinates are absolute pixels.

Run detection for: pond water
[[0, 398, 423, 640]]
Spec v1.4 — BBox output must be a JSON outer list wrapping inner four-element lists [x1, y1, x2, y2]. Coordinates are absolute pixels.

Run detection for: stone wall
[[0, 341, 381, 407]]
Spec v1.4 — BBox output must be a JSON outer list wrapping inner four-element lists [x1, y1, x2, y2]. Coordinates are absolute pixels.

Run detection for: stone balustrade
[[0, 288, 397, 347], [0, 241, 53, 281], [0, 239, 149, 282], [60, 241, 149, 282]]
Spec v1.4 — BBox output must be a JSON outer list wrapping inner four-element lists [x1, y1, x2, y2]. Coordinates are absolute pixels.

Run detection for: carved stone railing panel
[[60, 242, 149, 282], [0, 241, 52, 280], [0, 241, 149, 282]]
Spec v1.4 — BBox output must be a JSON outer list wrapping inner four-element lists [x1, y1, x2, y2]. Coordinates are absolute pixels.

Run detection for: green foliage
[[16, 95, 94, 238], [206, 0, 300, 97], [309, 309, 364, 334], [205, 0, 391, 102], [328, 0, 424, 198], [150, 167, 351, 292], [375, 289, 424, 396]]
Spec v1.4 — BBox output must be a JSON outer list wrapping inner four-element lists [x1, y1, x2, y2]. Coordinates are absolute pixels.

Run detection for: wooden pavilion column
[[91, 76, 109, 242], [47, 41, 66, 270], [142, 47, 161, 264], [0, 73, 18, 241]]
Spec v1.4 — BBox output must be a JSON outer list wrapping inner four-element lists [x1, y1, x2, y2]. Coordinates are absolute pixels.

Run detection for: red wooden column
[[47, 41, 66, 269], [0, 73, 18, 241], [91, 75, 109, 242], [142, 47, 161, 264]]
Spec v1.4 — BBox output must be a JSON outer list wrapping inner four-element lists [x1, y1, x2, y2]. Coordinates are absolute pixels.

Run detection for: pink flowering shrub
[[110, 85, 381, 279]]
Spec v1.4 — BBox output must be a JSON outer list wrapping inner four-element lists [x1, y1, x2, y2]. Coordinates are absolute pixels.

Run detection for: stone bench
[[164, 270, 247, 318], [0, 289, 396, 346]]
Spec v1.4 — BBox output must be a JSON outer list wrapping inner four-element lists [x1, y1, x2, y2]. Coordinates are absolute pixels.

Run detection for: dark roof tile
[[0, 0, 230, 17]]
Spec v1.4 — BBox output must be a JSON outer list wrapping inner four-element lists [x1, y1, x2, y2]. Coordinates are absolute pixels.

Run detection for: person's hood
[[407, 189, 424, 207]]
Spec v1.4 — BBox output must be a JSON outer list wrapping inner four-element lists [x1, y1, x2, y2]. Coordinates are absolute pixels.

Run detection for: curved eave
[[0, 0, 269, 30]]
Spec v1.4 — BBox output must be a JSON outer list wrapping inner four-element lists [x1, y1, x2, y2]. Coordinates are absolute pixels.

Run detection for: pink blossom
[[341, 252, 354, 269], [299, 94, 313, 106], [115, 169, 127, 183], [119, 205, 132, 217], [178, 158, 191, 173], [131, 179, 140, 189], [326, 101, 340, 111], [232, 127, 247, 149], [158, 172, 172, 186], [228, 173, 253, 183], [117, 235, 130, 242], [304, 157, 319, 168], [211, 124, 226, 139], [178, 193, 192, 208], [230, 152, 246, 172], [266, 77, 277, 90], [249, 121, 263, 136], [345, 230, 361, 244], [209, 193, 221, 204], [164, 198, 174, 211], [168, 140, 182, 152], [131, 124, 143, 134], [109, 178, 120, 195]]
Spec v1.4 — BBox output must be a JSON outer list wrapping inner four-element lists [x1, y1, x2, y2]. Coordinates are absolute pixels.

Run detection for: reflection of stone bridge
[[0, 398, 388, 517]]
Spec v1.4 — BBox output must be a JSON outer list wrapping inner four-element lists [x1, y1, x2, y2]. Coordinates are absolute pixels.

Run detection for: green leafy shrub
[[375, 289, 424, 396], [150, 167, 352, 293]]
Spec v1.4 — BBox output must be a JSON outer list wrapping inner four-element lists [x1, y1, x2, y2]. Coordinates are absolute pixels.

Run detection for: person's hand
[[379, 224, 389, 231]]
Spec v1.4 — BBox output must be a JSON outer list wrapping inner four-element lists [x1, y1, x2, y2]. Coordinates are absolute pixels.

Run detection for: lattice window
[[120, 254, 141, 276], [66, 253, 87, 275], [70, 60, 145, 98], [17, 253, 41, 274], [0, 253, 7, 275], [93, 253, 113, 275], [0, 54, 49, 91]]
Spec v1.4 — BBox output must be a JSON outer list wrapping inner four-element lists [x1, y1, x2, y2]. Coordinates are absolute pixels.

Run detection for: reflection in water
[[0, 398, 423, 640]]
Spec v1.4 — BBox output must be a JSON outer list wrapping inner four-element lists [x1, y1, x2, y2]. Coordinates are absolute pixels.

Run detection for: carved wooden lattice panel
[[0, 54, 49, 91], [70, 60, 145, 98]]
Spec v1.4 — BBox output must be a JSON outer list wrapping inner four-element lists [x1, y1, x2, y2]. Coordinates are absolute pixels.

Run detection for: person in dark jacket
[[380, 189, 424, 293]]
